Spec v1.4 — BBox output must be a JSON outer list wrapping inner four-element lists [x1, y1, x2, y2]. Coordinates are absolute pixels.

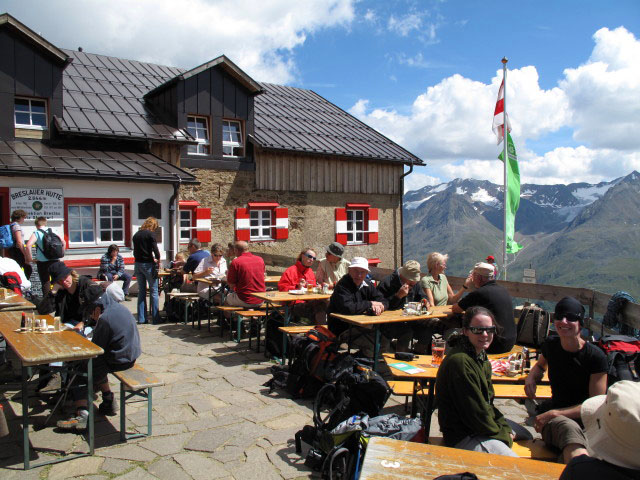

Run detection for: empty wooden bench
[[166, 292, 200, 327], [112, 364, 164, 441]]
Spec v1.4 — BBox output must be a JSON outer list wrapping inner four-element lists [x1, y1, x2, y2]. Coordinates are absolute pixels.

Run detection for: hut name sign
[[10, 188, 64, 221]]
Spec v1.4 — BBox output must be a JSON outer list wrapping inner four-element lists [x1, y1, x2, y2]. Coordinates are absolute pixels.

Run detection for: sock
[[102, 391, 114, 401], [77, 409, 89, 419]]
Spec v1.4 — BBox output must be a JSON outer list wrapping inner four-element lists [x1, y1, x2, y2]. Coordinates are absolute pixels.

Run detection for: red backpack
[[0, 272, 23, 296], [596, 335, 640, 385]]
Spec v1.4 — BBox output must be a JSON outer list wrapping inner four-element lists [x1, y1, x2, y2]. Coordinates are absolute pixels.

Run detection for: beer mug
[[431, 338, 446, 367]]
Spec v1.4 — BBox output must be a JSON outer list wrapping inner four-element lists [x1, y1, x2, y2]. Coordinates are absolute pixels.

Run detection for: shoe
[[37, 372, 62, 395], [56, 410, 88, 431], [98, 393, 118, 416]]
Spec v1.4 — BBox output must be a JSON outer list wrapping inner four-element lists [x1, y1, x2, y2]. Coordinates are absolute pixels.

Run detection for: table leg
[[281, 304, 291, 365], [87, 358, 94, 455], [373, 326, 381, 372], [425, 379, 436, 442], [22, 365, 29, 470]]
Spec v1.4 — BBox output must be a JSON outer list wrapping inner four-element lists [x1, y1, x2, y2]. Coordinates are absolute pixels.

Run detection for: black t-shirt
[[560, 455, 640, 480], [132, 229, 160, 263], [458, 280, 515, 354], [542, 336, 608, 408]]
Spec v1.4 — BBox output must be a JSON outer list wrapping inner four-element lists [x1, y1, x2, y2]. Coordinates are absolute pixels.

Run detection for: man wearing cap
[[377, 260, 429, 352], [452, 262, 515, 354], [316, 242, 351, 289], [525, 296, 608, 464], [560, 380, 640, 479], [57, 285, 141, 431], [327, 256, 388, 337]]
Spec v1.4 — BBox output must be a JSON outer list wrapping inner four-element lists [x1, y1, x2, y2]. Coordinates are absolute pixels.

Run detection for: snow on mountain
[[572, 183, 615, 204], [405, 195, 435, 210], [470, 188, 499, 206]]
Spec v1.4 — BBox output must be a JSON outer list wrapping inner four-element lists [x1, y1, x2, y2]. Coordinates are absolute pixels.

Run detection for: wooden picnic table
[[0, 311, 103, 469], [330, 305, 453, 371], [383, 352, 549, 440], [264, 275, 281, 284], [252, 291, 331, 362], [0, 290, 36, 311], [359, 436, 564, 480]]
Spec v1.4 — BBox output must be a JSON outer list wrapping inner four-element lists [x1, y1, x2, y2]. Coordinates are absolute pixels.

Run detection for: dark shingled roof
[[55, 49, 422, 165], [0, 140, 197, 184], [58, 49, 193, 143], [253, 83, 423, 165]]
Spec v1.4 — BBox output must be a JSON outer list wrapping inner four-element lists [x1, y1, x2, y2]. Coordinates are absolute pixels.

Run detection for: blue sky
[[5, 0, 640, 190]]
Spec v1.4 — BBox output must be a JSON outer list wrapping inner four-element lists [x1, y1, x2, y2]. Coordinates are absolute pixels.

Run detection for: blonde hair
[[297, 247, 316, 262], [427, 252, 448, 273], [140, 217, 158, 231], [175, 252, 186, 261], [35, 216, 47, 228]]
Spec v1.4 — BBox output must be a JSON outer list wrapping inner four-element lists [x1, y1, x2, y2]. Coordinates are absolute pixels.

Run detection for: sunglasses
[[467, 326, 497, 335], [556, 313, 582, 323], [212, 253, 223, 257], [303, 253, 317, 261]]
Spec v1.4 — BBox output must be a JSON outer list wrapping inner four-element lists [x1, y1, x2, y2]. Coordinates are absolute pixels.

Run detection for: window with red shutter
[[335, 204, 378, 245], [235, 203, 288, 242]]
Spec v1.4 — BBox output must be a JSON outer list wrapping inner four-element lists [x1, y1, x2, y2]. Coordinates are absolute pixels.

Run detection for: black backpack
[[37, 228, 64, 260]]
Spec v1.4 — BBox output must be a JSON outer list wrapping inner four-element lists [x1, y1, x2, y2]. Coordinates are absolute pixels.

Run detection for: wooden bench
[[235, 310, 267, 347], [167, 292, 201, 327], [428, 437, 557, 461], [113, 364, 164, 441], [213, 306, 244, 337]]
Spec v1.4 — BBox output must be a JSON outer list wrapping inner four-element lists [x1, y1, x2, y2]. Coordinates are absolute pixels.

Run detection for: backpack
[[0, 224, 14, 249], [0, 272, 23, 296], [264, 310, 286, 359], [596, 335, 640, 386], [516, 304, 551, 348], [37, 228, 64, 260]]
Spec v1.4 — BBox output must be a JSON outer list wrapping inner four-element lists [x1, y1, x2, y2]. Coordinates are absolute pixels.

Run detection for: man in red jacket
[[225, 241, 265, 308], [277, 247, 327, 324]]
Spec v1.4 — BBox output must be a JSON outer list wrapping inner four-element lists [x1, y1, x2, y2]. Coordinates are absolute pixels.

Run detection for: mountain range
[[403, 170, 640, 300]]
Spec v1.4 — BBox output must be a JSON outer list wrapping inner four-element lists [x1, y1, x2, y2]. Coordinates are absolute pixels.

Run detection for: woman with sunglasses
[[193, 243, 227, 304], [278, 247, 327, 323], [436, 306, 520, 457], [525, 296, 608, 464]]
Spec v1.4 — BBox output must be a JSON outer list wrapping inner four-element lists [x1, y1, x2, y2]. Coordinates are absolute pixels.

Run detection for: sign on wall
[[9, 188, 64, 221]]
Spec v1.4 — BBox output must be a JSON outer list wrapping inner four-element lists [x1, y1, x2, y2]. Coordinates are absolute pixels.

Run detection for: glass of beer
[[431, 338, 446, 367]]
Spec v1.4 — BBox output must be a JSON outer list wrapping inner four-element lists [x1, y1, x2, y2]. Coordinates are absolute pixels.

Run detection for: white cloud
[[561, 27, 640, 150], [350, 26, 640, 187], [403, 172, 442, 193], [388, 13, 423, 36], [364, 9, 376, 22], [397, 52, 430, 68], [6, 0, 355, 84]]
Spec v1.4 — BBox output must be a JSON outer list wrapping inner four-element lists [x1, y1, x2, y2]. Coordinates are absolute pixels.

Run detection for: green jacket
[[435, 338, 513, 448]]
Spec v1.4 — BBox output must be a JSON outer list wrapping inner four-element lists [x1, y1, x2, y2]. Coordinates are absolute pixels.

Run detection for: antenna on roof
[[78, 47, 83, 52]]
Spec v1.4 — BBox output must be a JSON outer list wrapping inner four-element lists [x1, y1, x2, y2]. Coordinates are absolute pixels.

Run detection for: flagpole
[[501, 57, 508, 281]]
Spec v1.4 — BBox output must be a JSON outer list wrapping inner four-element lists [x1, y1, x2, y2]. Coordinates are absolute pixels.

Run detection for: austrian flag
[[492, 79, 511, 144]]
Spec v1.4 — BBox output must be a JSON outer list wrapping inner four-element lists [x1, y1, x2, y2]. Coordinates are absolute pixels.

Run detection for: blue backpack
[[0, 224, 14, 249]]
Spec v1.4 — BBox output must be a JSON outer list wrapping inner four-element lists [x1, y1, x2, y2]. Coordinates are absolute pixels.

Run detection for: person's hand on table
[[72, 321, 85, 333], [113, 275, 119, 281], [298, 278, 307, 289], [370, 301, 385, 315], [396, 283, 410, 299], [524, 375, 538, 399]]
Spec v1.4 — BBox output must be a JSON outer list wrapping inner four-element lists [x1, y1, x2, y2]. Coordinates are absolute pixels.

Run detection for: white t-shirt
[[194, 256, 227, 298], [0, 256, 31, 291]]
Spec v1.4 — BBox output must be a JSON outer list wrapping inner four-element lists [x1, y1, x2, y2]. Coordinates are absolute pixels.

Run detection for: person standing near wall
[[5, 210, 32, 278], [25, 216, 64, 296], [132, 217, 161, 324]]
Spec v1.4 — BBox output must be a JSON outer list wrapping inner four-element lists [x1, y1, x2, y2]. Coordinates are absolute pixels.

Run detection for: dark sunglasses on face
[[212, 253, 223, 257], [468, 326, 497, 335], [556, 313, 581, 323], [303, 253, 317, 261]]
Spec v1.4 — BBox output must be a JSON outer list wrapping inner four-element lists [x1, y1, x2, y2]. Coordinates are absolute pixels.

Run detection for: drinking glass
[[431, 338, 446, 367]]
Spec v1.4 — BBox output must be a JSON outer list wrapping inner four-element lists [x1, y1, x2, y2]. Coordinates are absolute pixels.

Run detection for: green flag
[[498, 133, 522, 254]]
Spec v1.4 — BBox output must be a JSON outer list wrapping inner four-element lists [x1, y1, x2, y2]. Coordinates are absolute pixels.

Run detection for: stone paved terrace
[[0, 298, 531, 479]]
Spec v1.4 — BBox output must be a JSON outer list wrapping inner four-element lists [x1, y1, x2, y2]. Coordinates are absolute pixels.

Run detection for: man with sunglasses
[[525, 296, 608, 463]]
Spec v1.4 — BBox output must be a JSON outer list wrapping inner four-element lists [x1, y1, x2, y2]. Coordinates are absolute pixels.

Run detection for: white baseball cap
[[348, 257, 370, 272]]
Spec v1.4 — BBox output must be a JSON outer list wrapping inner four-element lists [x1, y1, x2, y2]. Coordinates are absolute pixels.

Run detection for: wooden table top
[[264, 276, 281, 283], [0, 311, 103, 366], [196, 277, 225, 285], [330, 305, 452, 327], [252, 291, 331, 303], [383, 352, 548, 383], [0, 291, 36, 311], [359, 437, 564, 480]]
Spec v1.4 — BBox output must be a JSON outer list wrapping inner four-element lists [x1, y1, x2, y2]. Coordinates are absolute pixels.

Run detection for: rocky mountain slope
[[403, 171, 640, 299]]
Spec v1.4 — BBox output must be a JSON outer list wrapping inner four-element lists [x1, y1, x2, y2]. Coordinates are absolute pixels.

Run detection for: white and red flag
[[492, 79, 511, 144]]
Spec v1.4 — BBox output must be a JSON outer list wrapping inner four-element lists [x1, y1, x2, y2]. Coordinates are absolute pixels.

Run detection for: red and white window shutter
[[179, 200, 211, 243], [366, 207, 378, 244], [235, 203, 288, 241], [195, 207, 211, 243], [335, 204, 378, 245], [335, 208, 348, 245]]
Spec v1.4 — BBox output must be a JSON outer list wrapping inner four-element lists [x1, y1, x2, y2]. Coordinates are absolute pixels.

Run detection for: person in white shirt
[[192, 243, 227, 303], [0, 255, 31, 293]]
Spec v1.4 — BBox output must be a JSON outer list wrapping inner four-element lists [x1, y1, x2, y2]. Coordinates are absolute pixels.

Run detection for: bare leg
[[563, 444, 588, 464]]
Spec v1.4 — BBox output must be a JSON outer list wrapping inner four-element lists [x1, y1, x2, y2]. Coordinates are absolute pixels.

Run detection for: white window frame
[[346, 209, 366, 245], [186, 115, 210, 155], [67, 203, 126, 246], [14, 97, 48, 130], [179, 209, 194, 242], [249, 209, 273, 241], [222, 119, 244, 157]]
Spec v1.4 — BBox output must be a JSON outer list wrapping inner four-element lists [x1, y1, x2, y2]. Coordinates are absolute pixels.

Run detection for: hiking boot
[[37, 372, 62, 395], [98, 393, 118, 416], [56, 410, 88, 431]]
